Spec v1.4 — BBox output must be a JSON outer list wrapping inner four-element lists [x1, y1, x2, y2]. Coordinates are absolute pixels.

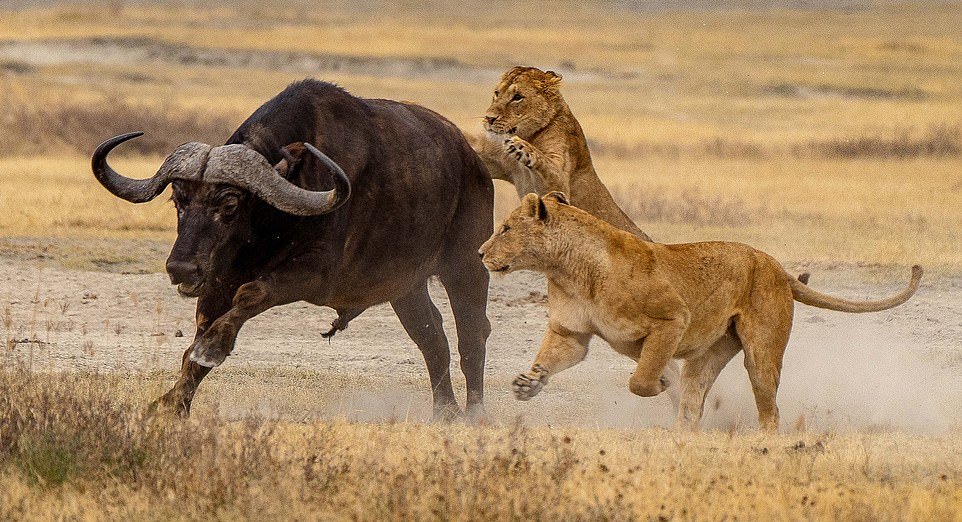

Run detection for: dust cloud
[[586, 316, 961, 433]]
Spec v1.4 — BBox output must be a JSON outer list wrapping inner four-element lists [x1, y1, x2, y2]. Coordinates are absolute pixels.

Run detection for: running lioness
[[479, 192, 922, 431]]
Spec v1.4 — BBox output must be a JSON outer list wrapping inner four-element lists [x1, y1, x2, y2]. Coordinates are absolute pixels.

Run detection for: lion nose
[[478, 250, 484, 258], [484, 115, 497, 125]]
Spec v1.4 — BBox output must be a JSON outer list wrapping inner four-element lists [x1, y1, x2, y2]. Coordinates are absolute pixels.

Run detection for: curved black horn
[[206, 143, 351, 216], [91, 132, 167, 203], [302, 142, 352, 212]]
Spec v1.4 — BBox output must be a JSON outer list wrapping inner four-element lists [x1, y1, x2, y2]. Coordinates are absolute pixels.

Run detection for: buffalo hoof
[[189, 338, 228, 368], [465, 403, 490, 425], [432, 403, 463, 423]]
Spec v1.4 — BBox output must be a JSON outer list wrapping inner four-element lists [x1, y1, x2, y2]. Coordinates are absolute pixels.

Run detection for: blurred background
[[0, 0, 960, 275]]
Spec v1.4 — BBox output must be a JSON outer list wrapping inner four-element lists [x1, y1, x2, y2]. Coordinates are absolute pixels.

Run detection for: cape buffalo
[[92, 79, 494, 419]]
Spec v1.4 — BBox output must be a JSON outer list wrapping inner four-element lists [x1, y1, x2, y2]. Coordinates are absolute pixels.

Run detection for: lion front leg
[[513, 324, 591, 401], [627, 318, 687, 398], [502, 136, 569, 194]]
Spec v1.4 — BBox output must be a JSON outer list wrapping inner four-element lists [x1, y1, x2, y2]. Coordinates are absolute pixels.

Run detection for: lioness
[[468, 66, 649, 240], [479, 192, 922, 431]]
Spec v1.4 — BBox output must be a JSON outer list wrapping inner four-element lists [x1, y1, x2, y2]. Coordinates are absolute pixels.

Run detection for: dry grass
[[0, 81, 238, 156], [0, 155, 174, 240], [0, 367, 959, 520]]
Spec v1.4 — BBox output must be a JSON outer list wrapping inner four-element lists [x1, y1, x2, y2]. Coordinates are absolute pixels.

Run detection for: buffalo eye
[[215, 193, 241, 218], [510, 93, 524, 102]]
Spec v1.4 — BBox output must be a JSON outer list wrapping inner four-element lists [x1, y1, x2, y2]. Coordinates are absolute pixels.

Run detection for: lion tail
[[789, 265, 922, 313]]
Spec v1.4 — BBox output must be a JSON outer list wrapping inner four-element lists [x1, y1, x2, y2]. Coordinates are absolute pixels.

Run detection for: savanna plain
[[1, 1, 961, 519]]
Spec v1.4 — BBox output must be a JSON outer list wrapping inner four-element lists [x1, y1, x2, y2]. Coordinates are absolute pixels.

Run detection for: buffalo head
[[92, 132, 351, 297]]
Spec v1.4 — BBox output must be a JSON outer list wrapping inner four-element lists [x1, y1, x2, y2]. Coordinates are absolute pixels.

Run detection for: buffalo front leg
[[189, 281, 279, 368], [149, 290, 232, 417], [391, 283, 460, 421], [513, 323, 591, 401]]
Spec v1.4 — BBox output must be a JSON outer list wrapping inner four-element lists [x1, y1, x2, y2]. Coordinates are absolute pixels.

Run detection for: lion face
[[479, 192, 569, 274], [483, 67, 563, 139]]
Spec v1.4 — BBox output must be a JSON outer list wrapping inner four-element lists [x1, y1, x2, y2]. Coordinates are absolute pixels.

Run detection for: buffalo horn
[[205, 143, 351, 216], [91, 132, 211, 203]]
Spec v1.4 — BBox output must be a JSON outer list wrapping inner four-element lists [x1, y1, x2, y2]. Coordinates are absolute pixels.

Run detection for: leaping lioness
[[479, 192, 922, 431]]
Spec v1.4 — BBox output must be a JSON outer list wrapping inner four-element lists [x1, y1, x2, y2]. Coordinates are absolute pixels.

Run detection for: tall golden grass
[[0, 367, 959, 520]]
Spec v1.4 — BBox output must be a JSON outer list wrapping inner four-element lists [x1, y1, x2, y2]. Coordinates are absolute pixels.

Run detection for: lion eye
[[511, 93, 524, 102], [500, 224, 511, 234], [493, 90, 499, 98]]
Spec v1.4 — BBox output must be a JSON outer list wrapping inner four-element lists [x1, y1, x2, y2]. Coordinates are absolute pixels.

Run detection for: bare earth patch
[[2, 241, 959, 432]]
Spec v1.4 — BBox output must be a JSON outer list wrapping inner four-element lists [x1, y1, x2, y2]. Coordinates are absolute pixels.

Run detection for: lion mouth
[[484, 124, 518, 136], [488, 264, 511, 273]]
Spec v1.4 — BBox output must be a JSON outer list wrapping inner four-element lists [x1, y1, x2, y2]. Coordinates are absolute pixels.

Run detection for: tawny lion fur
[[468, 66, 649, 240], [479, 192, 922, 431], [467, 66, 687, 406]]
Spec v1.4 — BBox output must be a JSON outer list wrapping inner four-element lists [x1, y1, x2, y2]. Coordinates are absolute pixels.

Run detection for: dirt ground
[[2, 240, 960, 433]]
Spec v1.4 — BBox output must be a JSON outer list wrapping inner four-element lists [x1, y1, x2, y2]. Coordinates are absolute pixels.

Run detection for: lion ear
[[521, 193, 548, 221], [521, 193, 541, 218], [542, 70, 563, 89], [536, 196, 548, 221], [544, 191, 569, 205]]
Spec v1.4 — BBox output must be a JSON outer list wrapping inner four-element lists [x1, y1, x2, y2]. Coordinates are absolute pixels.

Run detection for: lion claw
[[502, 136, 534, 168], [512, 373, 544, 401]]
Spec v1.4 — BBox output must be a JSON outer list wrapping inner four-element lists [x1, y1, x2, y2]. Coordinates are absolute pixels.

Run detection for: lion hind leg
[[735, 303, 792, 432], [674, 332, 742, 431], [662, 359, 682, 412]]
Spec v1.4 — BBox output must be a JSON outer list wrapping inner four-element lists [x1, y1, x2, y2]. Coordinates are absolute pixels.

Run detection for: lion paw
[[512, 372, 544, 401], [502, 136, 536, 169]]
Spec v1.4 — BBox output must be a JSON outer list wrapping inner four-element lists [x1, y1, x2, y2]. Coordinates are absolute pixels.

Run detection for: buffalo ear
[[544, 191, 569, 205], [274, 143, 307, 180]]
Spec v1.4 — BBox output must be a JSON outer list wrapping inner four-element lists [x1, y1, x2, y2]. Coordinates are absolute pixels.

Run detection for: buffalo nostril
[[166, 260, 199, 284], [484, 116, 497, 125]]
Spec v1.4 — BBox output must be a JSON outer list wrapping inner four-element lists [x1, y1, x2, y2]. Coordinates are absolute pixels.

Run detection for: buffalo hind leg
[[149, 290, 232, 417], [439, 258, 491, 421], [391, 283, 460, 421]]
